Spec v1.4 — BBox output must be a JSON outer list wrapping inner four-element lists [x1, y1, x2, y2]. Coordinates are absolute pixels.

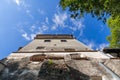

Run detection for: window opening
[[64, 48, 75, 51], [44, 40, 51, 42], [36, 46, 45, 49], [61, 40, 67, 42]]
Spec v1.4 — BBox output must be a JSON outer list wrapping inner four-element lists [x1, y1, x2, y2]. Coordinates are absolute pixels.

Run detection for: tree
[[59, 0, 120, 48], [60, 0, 120, 21], [107, 16, 120, 48]]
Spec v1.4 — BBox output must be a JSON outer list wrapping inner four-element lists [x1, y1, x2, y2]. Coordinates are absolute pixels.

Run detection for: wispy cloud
[[38, 24, 49, 33], [82, 39, 95, 49], [88, 43, 95, 49], [16, 20, 50, 40], [70, 18, 84, 30], [13, 0, 33, 19], [82, 39, 109, 50], [14, 0, 21, 6], [45, 17, 49, 24], [16, 5, 85, 40], [52, 11, 85, 36], [14, 0, 26, 6], [30, 25, 36, 32], [14, 0, 27, 6], [22, 33, 31, 40], [70, 18, 85, 37], [22, 33, 37, 40], [99, 24, 105, 32], [38, 9, 45, 15], [26, 9, 34, 19], [52, 12, 67, 29], [51, 25, 57, 30], [98, 43, 109, 50], [30, 34, 36, 40]]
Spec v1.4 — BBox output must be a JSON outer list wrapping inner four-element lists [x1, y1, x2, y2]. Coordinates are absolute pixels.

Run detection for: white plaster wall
[[79, 52, 110, 59], [7, 51, 110, 60], [18, 39, 91, 52]]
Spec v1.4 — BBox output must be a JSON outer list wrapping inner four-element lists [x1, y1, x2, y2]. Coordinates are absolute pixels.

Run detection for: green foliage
[[60, 0, 120, 48], [48, 59, 53, 65], [107, 16, 120, 48], [60, 0, 120, 22]]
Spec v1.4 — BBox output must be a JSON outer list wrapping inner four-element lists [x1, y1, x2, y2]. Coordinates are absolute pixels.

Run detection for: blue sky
[[0, 0, 110, 59]]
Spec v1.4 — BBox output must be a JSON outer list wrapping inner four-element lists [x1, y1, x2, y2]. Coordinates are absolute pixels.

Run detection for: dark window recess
[[44, 40, 51, 42], [61, 40, 67, 42], [36, 46, 45, 49], [64, 48, 75, 51]]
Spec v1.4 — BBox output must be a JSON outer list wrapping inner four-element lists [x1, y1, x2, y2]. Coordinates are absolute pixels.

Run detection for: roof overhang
[[34, 34, 75, 39], [103, 48, 120, 53]]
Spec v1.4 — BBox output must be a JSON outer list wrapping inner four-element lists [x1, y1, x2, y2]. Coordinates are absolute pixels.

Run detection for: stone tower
[[2, 34, 119, 80], [7, 34, 109, 60]]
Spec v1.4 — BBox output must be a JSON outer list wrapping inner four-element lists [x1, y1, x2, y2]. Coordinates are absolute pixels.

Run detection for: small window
[[36, 46, 45, 49], [44, 40, 51, 42], [61, 40, 67, 42], [64, 48, 75, 51]]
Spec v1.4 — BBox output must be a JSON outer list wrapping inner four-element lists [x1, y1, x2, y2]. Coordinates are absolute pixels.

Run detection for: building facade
[[7, 34, 109, 60], [6, 34, 120, 80]]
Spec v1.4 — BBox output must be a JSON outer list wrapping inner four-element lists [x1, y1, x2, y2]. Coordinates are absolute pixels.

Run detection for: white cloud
[[26, 9, 30, 13], [99, 24, 105, 32], [26, 9, 34, 19], [38, 24, 49, 33], [14, 0, 27, 7], [84, 41, 95, 49], [98, 43, 109, 50], [16, 20, 50, 40], [30, 34, 36, 40], [22, 25, 49, 40], [16, 5, 85, 40], [69, 26, 77, 31], [38, 9, 45, 15], [71, 18, 84, 30], [42, 25, 48, 31], [30, 25, 36, 32], [70, 18, 85, 36], [22, 33, 37, 41], [52, 12, 67, 28], [51, 25, 57, 30], [14, 0, 21, 6], [45, 17, 49, 24], [83, 38, 109, 50], [13, 0, 33, 18], [51, 11, 85, 37], [82, 39, 95, 49], [22, 33, 30, 41], [87, 42, 95, 49]]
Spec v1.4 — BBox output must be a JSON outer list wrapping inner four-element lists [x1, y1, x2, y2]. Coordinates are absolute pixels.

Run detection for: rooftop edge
[[34, 34, 75, 39]]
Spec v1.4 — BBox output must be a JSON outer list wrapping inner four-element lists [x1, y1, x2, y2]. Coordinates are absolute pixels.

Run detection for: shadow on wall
[[38, 60, 90, 80], [67, 65, 90, 80]]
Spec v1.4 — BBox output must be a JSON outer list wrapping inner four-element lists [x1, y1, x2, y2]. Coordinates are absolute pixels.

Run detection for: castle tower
[[3, 34, 120, 80], [7, 34, 109, 60]]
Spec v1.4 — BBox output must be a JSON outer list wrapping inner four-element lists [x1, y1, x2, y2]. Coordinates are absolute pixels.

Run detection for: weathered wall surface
[[7, 51, 110, 60], [18, 39, 91, 52], [0, 63, 4, 71], [104, 59, 120, 77]]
